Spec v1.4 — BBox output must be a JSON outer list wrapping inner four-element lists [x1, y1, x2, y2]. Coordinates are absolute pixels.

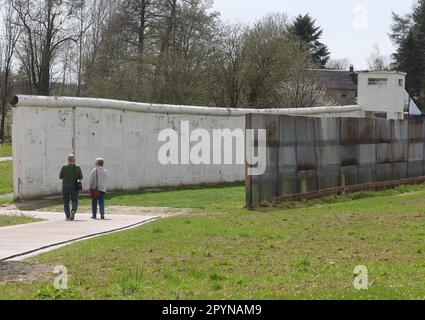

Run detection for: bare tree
[[243, 13, 312, 108], [12, 0, 82, 95], [73, 0, 93, 96], [208, 23, 248, 108], [154, 0, 218, 104], [0, 0, 344, 114], [119, 0, 155, 60], [326, 58, 351, 71], [208, 14, 316, 109], [280, 71, 336, 108], [367, 44, 392, 71], [1, 0, 20, 143]]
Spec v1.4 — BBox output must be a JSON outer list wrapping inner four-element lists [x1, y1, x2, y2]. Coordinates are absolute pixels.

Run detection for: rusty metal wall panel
[[315, 118, 340, 189], [359, 118, 376, 144], [393, 120, 409, 180], [317, 167, 339, 190], [246, 114, 253, 207], [295, 117, 316, 170], [393, 120, 408, 162], [376, 119, 394, 182], [246, 114, 425, 208], [278, 116, 298, 195], [393, 163, 408, 180], [358, 118, 376, 184], [423, 121, 425, 175], [358, 163, 376, 184], [340, 166, 358, 186], [246, 114, 279, 207], [315, 118, 340, 166], [341, 118, 359, 145], [340, 118, 359, 165], [296, 117, 318, 192], [340, 118, 359, 186], [256, 114, 279, 206], [298, 170, 317, 193], [408, 120, 424, 178]]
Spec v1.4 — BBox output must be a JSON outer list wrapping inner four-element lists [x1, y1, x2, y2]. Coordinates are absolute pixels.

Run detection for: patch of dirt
[[401, 199, 425, 206], [2, 200, 57, 211], [0, 261, 53, 285]]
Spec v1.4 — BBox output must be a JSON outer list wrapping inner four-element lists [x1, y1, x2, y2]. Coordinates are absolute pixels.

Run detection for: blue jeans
[[63, 187, 79, 219], [92, 192, 105, 218]]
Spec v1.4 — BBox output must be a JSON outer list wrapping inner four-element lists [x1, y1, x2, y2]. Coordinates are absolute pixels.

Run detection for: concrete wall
[[12, 106, 247, 199], [11, 96, 363, 200]]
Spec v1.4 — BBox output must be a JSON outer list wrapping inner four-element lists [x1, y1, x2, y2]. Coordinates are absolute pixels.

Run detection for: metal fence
[[246, 114, 425, 208]]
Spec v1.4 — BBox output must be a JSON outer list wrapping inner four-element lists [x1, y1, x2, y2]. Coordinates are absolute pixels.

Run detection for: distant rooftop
[[357, 70, 407, 76], [306, 69, 358, 91]]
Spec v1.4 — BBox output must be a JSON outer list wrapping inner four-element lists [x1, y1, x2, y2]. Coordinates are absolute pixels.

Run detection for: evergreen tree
[[391, 0, 425, 108], [290, 14, 330, 68]]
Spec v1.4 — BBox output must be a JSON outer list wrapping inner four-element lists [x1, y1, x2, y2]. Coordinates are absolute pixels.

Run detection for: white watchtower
[[357, 71, 407, 120]]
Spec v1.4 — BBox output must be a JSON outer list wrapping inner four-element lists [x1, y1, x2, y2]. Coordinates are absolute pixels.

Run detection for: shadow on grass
[[12, 182, 246, 211], [9, 182, 425, 213], [275, 184, 425, 210]]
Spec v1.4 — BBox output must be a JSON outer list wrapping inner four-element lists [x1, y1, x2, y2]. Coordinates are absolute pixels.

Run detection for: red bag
[[90, 169, 100, 199]]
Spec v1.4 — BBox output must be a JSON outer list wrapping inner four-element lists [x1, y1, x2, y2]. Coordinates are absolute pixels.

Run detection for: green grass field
[[0, 144, 12, 157], [0, 161, 13, 195], [0, 214, 42, 228], [31, 184, 245, 212], [2, 183, 425, 299]]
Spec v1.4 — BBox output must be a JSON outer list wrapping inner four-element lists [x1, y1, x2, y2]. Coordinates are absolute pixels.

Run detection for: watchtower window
[[368, 78, 388, 86]]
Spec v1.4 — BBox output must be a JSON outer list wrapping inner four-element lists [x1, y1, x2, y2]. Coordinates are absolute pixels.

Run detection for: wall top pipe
[[10, 95, 362, 118]]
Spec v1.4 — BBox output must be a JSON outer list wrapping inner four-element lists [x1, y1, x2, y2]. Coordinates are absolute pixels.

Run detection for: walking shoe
[[101, 216, 105, 220], [70, 210, 76, 221], [91, 216, 96, 220]]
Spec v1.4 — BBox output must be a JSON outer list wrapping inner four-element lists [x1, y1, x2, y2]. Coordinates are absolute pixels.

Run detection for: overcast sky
[[212, 0, 417, 69], [0, 1, 416, 70]]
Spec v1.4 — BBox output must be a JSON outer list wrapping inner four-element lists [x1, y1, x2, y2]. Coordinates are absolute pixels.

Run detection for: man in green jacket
[[59, 154, 83, 221]]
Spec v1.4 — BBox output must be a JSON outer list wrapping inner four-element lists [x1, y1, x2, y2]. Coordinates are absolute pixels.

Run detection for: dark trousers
[[63, 187, 79, 218], [92, 192, 105, 218]]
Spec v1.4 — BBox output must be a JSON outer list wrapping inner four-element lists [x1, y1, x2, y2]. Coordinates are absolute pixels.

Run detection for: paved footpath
[[0, 157, 12, 162], [0, 211, 160, 261]]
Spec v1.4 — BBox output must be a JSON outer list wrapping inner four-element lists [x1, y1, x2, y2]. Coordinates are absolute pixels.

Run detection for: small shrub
[[120, 269, 144, 296], [152, 226, 164, 234], [209, 272, 225, 281], [297, 257, 311, 272], [212, 283, 223, 291], [34, 284, 80, 300]]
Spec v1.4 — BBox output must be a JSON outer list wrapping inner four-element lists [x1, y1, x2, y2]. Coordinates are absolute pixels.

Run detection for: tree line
[[0, 0, 333, 143], [2, 1, 425, 144], [391, 0, 425, 110]]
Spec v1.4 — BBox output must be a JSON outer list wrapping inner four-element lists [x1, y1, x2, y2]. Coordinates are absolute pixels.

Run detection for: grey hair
[[67, 154, 75, 163]]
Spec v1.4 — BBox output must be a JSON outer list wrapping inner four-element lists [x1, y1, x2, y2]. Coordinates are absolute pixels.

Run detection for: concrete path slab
[[0, 210, 160, 261], [0, 157, 12, 162]]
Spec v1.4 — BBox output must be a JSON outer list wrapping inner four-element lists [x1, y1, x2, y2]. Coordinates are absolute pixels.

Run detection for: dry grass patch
[[0, 261, 53, 285]]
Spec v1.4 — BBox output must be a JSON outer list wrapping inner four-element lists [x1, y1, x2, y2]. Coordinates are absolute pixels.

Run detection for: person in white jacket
[[89, 158, 108, 219]]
